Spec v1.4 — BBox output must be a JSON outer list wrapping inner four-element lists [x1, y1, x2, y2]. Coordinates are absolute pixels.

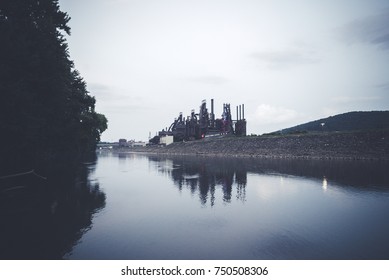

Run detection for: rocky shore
[[129, 130, 389, 160]]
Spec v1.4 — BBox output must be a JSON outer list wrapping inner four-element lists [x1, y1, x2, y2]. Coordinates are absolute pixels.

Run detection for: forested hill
[[281, 111, 389, 134]]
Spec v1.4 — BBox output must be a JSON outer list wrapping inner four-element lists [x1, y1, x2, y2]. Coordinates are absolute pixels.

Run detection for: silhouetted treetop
[[0, 0, 107, 174]]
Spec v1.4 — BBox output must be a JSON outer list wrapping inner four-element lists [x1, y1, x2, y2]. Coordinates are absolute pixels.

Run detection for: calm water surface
[[64, 152, 389, 260], [2, 152, 389, 259]]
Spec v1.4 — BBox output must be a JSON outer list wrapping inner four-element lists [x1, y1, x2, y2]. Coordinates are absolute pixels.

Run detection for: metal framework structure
[[151, 99, 246, 144]]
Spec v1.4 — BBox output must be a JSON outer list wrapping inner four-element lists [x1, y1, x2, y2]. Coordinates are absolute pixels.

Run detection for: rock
[[130, 130, 389, 160]]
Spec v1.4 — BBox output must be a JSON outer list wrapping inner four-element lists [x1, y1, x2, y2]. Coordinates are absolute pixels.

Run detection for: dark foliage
[[0, 162, 106, 259], [0, 0, 107, 174]]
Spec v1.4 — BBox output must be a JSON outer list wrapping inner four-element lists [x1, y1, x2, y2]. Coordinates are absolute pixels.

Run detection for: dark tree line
[[0, 0, 107, 174], [282, 111, 389, 134]]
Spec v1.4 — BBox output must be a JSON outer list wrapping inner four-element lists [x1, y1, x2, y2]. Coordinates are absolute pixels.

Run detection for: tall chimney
[[211, 99, 214, 127], [242, 104, 245, 120]]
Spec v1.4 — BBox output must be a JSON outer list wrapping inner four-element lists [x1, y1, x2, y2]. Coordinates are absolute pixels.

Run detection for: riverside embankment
[[129, 130, 389, 160]]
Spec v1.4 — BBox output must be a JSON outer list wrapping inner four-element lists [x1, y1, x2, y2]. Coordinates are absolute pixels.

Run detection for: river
[[1, 151, 389, 259]]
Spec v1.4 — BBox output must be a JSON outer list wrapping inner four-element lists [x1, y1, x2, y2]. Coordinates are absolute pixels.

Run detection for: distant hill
[[280, 111, 389, 134]]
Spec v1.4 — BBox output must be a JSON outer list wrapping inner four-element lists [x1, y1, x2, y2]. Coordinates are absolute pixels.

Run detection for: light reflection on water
[[63, 152, 389, 260]]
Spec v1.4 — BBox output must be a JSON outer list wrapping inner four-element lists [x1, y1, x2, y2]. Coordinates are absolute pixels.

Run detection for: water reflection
[[322, 176, 328, 191], [0, 161, 106, 260], [149, 155, 389, 205], [149, 156, 248, 206], [62, 153, 389, 260]]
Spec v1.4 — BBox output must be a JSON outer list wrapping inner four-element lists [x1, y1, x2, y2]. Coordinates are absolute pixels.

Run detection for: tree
[[0, 0, 107, 174]]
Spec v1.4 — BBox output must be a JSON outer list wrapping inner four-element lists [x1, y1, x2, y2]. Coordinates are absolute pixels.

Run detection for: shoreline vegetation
[[117, 130, 389, 161], [1, 1, 107, 175]]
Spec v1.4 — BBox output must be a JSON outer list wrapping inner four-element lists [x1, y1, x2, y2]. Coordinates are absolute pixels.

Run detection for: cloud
[[252, 104, 298, 125], [88, 83, 111, 96], [338, 8, 389, 50], [87, 83, 152, 113], [374, 82, 389, 90], [250, 49, 319, 69], [331, 95, 381, 104], [186, 75, 230, 85]]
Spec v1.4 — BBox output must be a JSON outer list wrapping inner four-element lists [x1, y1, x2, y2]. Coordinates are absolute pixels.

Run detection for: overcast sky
[[59, 0, 389, 142]]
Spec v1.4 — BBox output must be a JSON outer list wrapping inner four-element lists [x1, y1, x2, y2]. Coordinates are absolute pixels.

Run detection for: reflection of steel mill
[[151, 157, 247, 206], [173, 166, 247, 206], [151, 99, 246, 143]]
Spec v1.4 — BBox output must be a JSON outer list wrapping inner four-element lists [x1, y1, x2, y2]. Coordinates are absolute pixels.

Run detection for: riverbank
[[127, 130, 389, 160]]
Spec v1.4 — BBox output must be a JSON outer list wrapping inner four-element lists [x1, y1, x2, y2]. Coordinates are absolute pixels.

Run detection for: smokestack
[[236, 106, 238, 121], [239, 105, 242, 120], [211, 99, 214, 127], [242, 104, 245, 120]]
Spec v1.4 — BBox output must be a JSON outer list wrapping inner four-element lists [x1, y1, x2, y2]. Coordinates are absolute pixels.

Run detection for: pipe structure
[[211, 99, 214, 127]]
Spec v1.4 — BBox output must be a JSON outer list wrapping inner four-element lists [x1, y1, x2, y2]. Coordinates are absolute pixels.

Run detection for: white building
[[133, 141, 146, 147], [160, 135, 174, 146]]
